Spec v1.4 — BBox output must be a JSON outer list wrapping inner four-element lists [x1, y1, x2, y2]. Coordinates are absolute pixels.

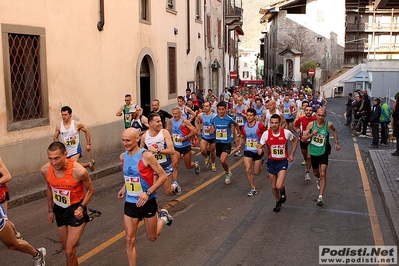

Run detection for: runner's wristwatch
[[146, 190, 152, 196]]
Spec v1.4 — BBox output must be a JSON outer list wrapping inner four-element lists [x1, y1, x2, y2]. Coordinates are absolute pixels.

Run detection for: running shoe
[[225, 171, 233, 185], [89, 159, 96, 172], [194, 161, 200, 175], [358, 134, 366, 138], [279, 189, 286, 203], [247, 188, 258, 197], [159, 209, 173, 226], [301, 160, 306, 165], [172, 180, 181, 196], [211, 163, 217, 172], [88, 208, 102, 221], [368, 144, 378, 148], [234, 150, 242, 157], [305, 172, 310, 181], [273, 201, 281, 212], [204, 157, 210, 168], [317, 196, 324, 206], [33, 247, 46, 266], [316, 178, 320, 190], [380, 143, 389, 147]]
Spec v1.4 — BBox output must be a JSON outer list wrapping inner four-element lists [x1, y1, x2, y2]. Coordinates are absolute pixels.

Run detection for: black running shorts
[[124, 198, 158, 221], [54, 201, 90, 227]]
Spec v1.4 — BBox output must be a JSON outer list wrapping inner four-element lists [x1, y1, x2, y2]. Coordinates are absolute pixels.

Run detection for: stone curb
[[369, 150, 399, 246]]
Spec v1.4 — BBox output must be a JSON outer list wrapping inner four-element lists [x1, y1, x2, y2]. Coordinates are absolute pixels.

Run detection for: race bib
[[172, 134, 182, 145], [283, 108, 290, 114], [124, 176, 143, 196], [270, 144, 286, 159], [236, 117, 244, 126], [246, 138, 258, 151], [154, 152, 167, 164], [64, 136, 78, 146], [311, 134, 325, 147], [216, 129, 227, 140], [124, 113, 131, 123], [203, 125, 211, 136], [52, 188, 71, 208]]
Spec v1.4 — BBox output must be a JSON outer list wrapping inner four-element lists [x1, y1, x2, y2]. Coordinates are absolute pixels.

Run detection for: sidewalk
[[8, 151, 122, 209], [369, 148, 399, 245]]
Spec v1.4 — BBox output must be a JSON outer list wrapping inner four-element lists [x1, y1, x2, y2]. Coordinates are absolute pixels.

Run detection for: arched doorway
[[195, 61, 203, 91], [140, 56, 152, 115]]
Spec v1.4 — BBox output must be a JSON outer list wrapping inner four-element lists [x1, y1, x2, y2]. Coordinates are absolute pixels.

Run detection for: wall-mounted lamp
[[174, 28, 178, 35], [237, 38, 241, 43], [198, 32, 201, 38]]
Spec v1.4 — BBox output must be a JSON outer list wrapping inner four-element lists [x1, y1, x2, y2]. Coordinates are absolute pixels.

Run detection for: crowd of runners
[[1, 84, 342, 266]]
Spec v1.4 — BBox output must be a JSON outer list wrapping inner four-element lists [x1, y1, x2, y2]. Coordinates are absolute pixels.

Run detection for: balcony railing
[[226, 0, 242, 17], [225, 0, 243, 30], [346, 22, 399, 32], [364, 22, 399, 32], [345, 42, 399, 52], [346, 23, 365, 32]]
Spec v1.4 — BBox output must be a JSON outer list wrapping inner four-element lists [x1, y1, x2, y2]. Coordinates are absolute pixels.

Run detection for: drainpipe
[[186, 0, 190, 54], [97, 0, 105, 31]]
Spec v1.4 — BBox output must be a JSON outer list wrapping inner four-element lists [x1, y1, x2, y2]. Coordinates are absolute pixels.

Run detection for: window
[[195, 0, 201, 20], [217, 19, 222, 48], [316, 36, 323, 42], [1, 24, 49, 131], [168, 45, 177, 97], [206, 15, 211, 47], [243, 71, 249, 78], [167, 0, 176, 11], [140, 0, 151, 24]]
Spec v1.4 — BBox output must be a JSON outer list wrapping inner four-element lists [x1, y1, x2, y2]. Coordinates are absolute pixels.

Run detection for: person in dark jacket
[[345, 93, 353, 126], [369, 98, 381, 148], [392, 94, 399, 156], [358, 93, 371, 137], [147, 99, 172, 129]]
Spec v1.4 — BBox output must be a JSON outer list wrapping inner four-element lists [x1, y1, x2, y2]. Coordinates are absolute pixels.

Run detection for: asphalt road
[[1, 98, 397, 266]]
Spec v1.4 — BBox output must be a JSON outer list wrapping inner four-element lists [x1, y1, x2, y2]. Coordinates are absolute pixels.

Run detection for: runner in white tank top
[[60, 120, 82, 158]]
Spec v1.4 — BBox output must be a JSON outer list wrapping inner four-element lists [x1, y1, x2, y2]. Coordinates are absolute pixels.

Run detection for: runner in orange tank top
[[41, 142, 93, 266]]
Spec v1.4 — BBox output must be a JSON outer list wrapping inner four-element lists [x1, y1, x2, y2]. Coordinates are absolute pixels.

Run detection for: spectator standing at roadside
[[369, 98, 381, 148], [345, 93, 353, 126], [391, 94, 399, 156], [358, 93, 371, 138], [379, 97, 390, 146], [147, 99, 172, 129]]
